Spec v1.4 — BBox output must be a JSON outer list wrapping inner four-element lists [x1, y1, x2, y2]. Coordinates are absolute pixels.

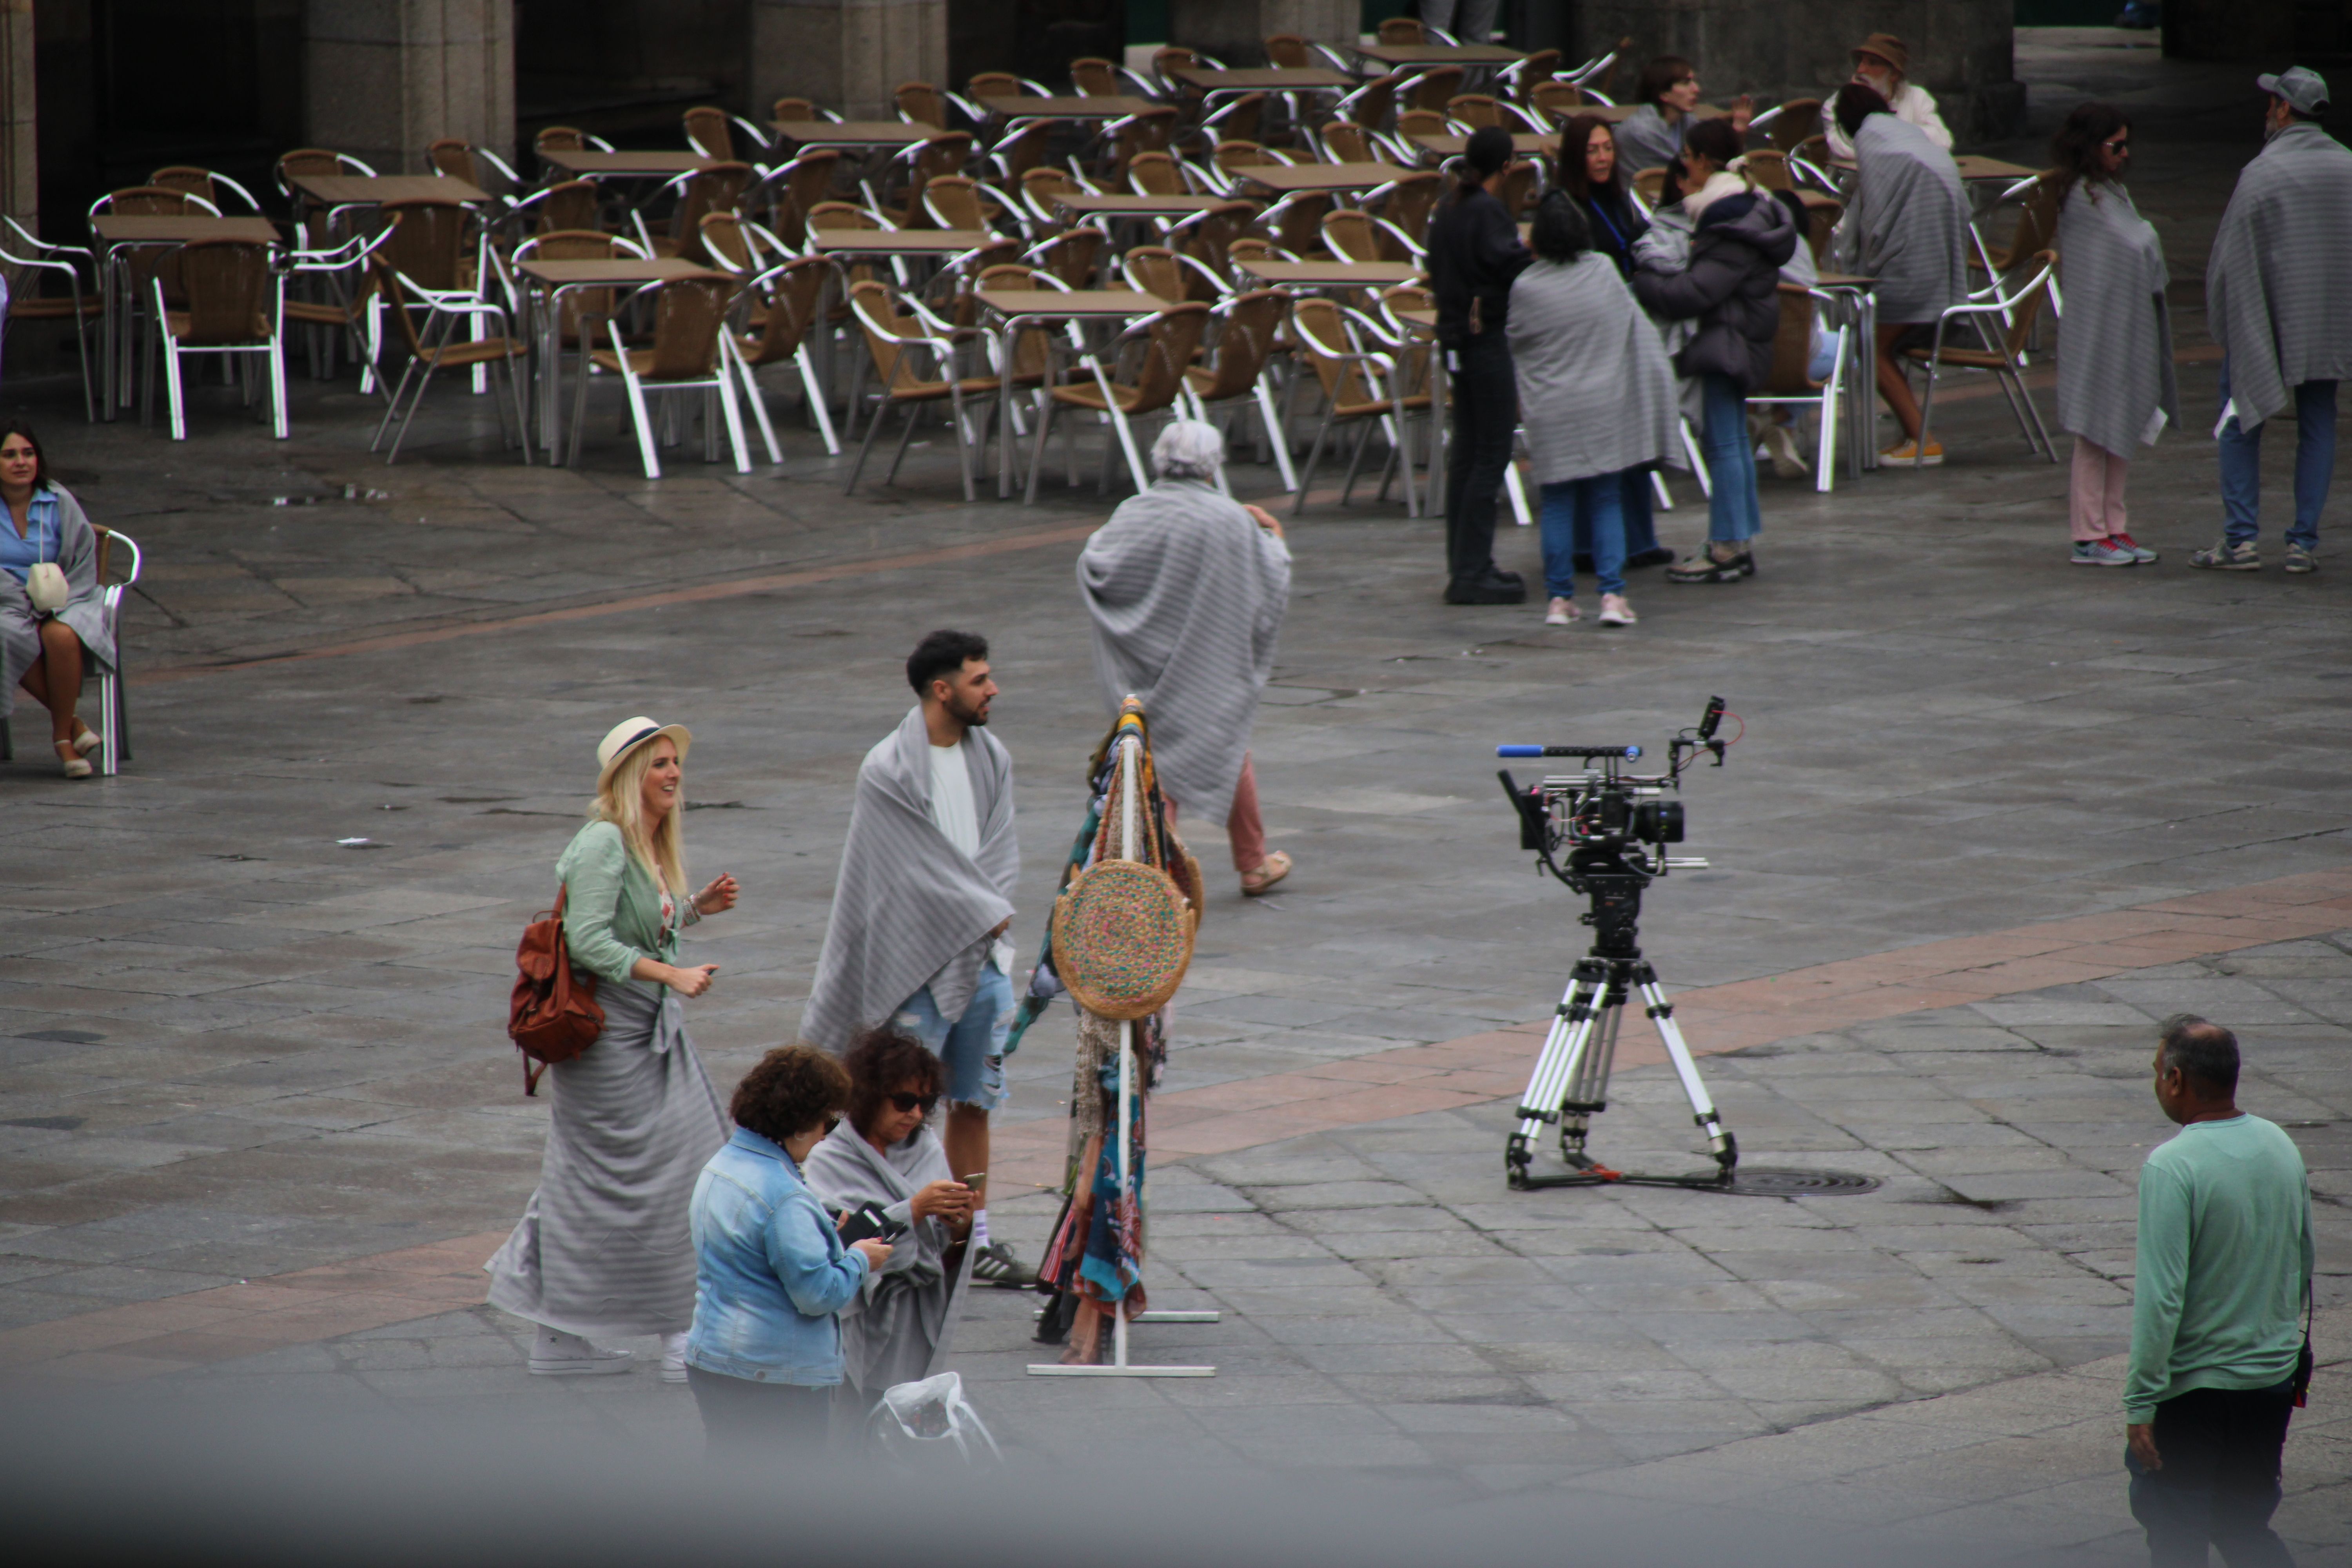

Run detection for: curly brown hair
[[730, 1045, 852, 1147], [841, 1025, 944, 1138]]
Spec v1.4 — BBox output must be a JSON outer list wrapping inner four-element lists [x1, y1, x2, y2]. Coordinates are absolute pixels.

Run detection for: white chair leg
[[1651, 470, 1675, 510], [1502, 461, 1529, 526], [360, 299, 381, 394], [97, 670, 117, 776], [1256, 374, 1298, 491], [621, 368, 662, 478], [739, 356, 783, 465], [269, 339, 289, 439], [716, 366, 751, 475], [160, 340, 186, 441], [797, 348, 840, 456], [1681, 417, 1712, 497]]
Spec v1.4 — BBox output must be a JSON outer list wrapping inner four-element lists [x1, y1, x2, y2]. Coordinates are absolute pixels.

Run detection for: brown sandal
[[1240, 851, 1292, 897]]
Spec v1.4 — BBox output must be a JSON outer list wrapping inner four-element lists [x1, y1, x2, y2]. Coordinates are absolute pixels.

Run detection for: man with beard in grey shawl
[[2192, 68, 2352, 576], [802, 1026, 976, 1412], [1077, 420, 1295, 895], [804, 631, 1034, 1288], [1827, 82, 1969, 468], [2052, 102, 2179, 568]]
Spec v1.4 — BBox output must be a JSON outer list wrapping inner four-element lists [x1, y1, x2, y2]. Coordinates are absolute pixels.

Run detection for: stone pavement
[[2, 29, 2347, 1562]]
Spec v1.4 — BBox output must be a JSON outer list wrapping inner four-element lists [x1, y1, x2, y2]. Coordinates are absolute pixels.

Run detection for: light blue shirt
[[0, 486, 60, 585]]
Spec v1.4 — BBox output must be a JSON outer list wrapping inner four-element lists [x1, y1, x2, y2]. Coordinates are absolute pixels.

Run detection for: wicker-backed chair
[[1528, 81, 1585, 125], [636, 162, 754, 264], [512, 179, 603, 236], [1746, 284, 1853, 493], [1289, 296, 1426, 515], [152, 239, 286, 441], [846, 278, 1002, 499], [368, 246, 532, 465], [581, 276, 750, 476], [1166, 199, 1261, 281], [1447, 94, 1509, 130], [1027, 301, 1212, 501], [0, 222, 102, 419], [149, 166, 261, 213], [1379, 18, 1425, 44], [872, 133, 973, 229], [1408, 68, 1465, 113], [896, 82, 949, 129], [1024, 225, 1108, 289], [730, 254, 842, 459], [1184, 287, 1297, 490], [1901, 252, 2061, 466]]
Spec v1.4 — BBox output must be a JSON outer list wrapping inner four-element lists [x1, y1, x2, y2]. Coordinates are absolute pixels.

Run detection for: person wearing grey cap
[[2191, 67, 2352, 576]]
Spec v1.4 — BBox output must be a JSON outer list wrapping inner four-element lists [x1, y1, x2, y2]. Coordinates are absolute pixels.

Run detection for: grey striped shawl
[[801, 1122, 974, 1396], [1077, 480, 1290, 828], [803, 707, 1018, 1050], [0, 486, 116, 720], [1829, 115, 1969, 324], [1508, 253, 1684, 485], [2056, 181, 2179, 457], [2206, 122, 2352, 431], [484, 982, 728, 1335]]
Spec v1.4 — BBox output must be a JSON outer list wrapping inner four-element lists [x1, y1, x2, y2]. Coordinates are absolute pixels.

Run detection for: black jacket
[[1631, 191, 1797, 394], [1578, 190, 1648, 279], [1428, 185, 1531, 349]]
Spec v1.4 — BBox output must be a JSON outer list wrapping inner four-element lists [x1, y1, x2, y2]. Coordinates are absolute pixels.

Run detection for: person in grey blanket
[[2191, 67, 2352, 575], [803, 630, 1033, 1288], [802, 1026, 976, 1412], [2051, 102, 2178, 568], [1631, 118, 1796, 586]]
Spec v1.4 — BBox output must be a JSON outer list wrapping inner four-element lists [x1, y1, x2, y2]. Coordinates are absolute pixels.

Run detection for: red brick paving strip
[[9, 866, 2350, 1376]]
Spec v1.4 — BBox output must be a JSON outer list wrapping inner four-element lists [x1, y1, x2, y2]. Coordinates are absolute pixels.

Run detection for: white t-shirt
[[929, 741, 1011, 973]]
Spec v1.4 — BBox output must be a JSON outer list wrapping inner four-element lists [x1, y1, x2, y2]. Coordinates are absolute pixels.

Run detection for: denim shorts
[[891, 964, 1013, 1112]]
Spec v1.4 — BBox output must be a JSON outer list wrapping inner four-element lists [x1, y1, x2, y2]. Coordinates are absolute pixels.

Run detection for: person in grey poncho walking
[[487, 718, 739, 1381], [803, 631, 1033, 1288], [1828, 83, 1970, 468], [1077, 420, 1294, 895], [2052, 103, 2179, 568], [801, 1026, 976, 1412], [2190, 68, 2352, 576], [0, 423, 113, 779], [1510, 192, 1682, 628]]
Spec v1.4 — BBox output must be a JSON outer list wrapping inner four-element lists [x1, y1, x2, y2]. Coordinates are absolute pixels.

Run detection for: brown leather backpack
[[508, 886, 603, 1094]]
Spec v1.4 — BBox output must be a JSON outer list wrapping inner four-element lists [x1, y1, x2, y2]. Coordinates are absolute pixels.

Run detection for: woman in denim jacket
[[685, 1045, 893, 1458]]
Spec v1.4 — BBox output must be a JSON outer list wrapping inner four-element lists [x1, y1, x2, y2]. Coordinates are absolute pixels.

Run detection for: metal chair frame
[[150, 240, 289, 441], [1906, 254, 2060, 467], [369, 262, 533, 465], [0, 221, 100, 420], [1743, 285, 1854, 494], [585, 278, 752, 478]]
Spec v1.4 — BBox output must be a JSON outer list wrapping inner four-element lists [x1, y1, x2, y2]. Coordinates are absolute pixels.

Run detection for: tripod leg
[[1638, 972, 1738, 1178], [1559, 992, 1627, 1167], [1508, 963, 1606, 1186]]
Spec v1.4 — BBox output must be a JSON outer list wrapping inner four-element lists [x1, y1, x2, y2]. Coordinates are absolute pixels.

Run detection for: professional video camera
[[1491, 698, 1739, 1191]]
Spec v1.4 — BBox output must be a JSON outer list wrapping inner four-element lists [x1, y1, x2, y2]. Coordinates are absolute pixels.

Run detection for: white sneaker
[[1543, 596, 1578, 626], [528, 1326, 634, 1376], [1599, 593, 1637, 627], [661, 1331, 690, 1385]]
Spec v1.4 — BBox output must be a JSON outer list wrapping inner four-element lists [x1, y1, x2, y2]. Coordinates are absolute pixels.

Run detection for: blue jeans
[[1699, 374, 1762, 545], [1571, 471, 1659, 560], [891, 964, 1013, 1111], [2218, 358, 2336, 550], [1539, 472, 1629, 597]]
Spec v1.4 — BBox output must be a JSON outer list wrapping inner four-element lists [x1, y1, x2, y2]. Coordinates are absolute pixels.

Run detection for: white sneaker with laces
[[1544, 597, 1577, 626], [1598, 593, 1637, 627], [661, 1331, 690, 1384], [528, 1326, 634, 1376]]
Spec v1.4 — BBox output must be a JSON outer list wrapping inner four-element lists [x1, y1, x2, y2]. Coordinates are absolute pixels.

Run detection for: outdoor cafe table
[[978, 95, 1155, 122], [1407, 132, 1556, 162], [1351, 42, 1524, 70], [1585, 102, 1724, 125], [286, 174, 492, 208], [1235, 259, 1423, 290], [89, 213, 284, 420], [512, 256, 730, 462], [537, 150, 715, 180], [808, 228, 997, 260], [971, 287, 1167, 498], [770, 121, 935, 160], [1232, 161, 1405, 196], [1054, 194, 1229, 220], [1167, 66, 1352, 104]]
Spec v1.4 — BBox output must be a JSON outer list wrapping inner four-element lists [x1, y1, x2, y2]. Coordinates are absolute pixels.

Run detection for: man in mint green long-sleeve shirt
[[2125, 1014, 2313, 1568]]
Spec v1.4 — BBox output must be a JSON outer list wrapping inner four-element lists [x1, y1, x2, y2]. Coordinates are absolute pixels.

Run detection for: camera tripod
[[1506, 849, 1739, 1190]]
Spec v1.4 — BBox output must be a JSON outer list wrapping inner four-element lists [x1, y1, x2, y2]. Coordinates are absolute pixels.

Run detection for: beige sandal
[[53, 741, 92, 780], [1240, 851, 1292, 897], [69, 722, 101, 757]]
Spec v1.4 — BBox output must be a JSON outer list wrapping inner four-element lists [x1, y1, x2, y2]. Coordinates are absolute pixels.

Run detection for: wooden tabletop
[[979, 95, 1155, 120], [1234, 161, 1404, 194], [539, 150, 715, 177], [289, 174, 491, 205], [808, 228, 997, 254], [515, 258, 730, 287], [1352, 42, 1524, 66], [1813, 272, 1875, 289], [1169, 67, 1353, 92], [1408, 132, 1557, 158], [1954, 155, 2037, 183], [771, 121, 934, 148], [1394, 307, 1437, 329], [1585, 102, 1726, 125], [1238, 259, 1425, 287], [91, 215, 283, 246], [1054, 194, 1230, 216], [973, 287, 1168, 318]]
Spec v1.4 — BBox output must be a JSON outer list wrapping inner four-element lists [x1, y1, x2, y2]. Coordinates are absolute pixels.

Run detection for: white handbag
[[25, 561, 68, 614]]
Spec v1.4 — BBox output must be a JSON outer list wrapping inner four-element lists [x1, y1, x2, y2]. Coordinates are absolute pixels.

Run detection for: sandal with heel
[[53, 741, 92, 780]]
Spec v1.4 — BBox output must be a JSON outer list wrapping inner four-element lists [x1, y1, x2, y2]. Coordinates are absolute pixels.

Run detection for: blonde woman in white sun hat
[[487, 717, 740, 1382]]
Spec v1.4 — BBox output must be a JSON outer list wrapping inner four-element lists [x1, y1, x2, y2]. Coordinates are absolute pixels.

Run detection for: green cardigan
[[558, 820, 681, 989]]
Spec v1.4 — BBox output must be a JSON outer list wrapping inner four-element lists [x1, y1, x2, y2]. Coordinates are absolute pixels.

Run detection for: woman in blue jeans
[[684, 1045, 893, 1462], [1631, 120, 1797, 584], [1507, 193, 1683, 626]]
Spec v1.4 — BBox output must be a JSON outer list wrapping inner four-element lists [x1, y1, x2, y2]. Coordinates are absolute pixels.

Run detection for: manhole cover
[[1726, 1167, 1882, 1196]]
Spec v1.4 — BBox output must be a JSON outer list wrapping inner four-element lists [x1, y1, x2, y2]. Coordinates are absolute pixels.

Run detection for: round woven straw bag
[[1051, 859, 1195, 1020]]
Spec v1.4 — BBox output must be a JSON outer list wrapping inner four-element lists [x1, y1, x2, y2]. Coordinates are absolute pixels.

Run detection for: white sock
[[972, 1209, 991, 1247]]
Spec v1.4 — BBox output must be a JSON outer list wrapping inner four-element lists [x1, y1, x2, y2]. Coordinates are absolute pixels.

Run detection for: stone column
[[1, 0, 34, 232], [305, 0, 517, 174], [1174, 0, 1358, 67], [750, 0, 949, 122]]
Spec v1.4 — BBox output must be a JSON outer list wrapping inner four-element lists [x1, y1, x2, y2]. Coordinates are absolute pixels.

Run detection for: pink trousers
[[1163, 753, 1267, 875], [2070, 437, 2131, 542]]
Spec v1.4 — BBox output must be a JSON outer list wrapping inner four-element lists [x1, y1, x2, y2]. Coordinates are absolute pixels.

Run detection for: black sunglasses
[[887, 1091, 931, 1114], [2102, 138, 2131, 153]]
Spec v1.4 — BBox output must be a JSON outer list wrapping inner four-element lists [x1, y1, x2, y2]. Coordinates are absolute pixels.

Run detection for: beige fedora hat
[[596, 716, 692, 793]]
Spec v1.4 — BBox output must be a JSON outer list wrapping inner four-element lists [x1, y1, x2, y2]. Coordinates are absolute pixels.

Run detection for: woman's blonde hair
[[593, 737, 688, 893]]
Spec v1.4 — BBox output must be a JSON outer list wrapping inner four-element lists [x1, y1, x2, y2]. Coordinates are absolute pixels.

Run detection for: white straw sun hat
[[595, 717, 692, 792]]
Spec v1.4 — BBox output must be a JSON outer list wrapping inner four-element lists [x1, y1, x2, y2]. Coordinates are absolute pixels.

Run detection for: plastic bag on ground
[[865, 1370, 1003, 1469]]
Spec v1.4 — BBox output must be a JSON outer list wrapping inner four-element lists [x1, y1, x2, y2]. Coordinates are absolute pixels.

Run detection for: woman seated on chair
[[0, 422, 113, 779]]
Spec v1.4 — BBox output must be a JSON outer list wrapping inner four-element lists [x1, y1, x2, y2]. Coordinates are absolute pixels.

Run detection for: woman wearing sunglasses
[[803, 1027, 977, 1411], [680, 1045, 893, 1461]]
